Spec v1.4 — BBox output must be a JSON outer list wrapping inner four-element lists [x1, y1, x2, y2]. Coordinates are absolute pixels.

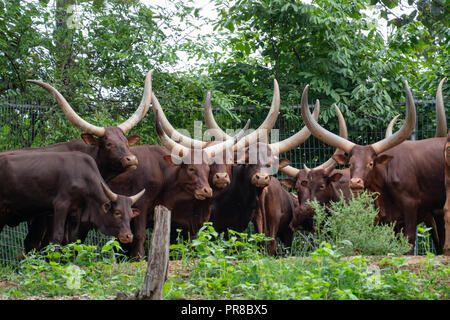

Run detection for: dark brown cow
[[444, 130, 450, 255], [19, 70, 153, 181], [279, 104, 350, 231], [207, 82, 321, 254], [301, 79, 448, 254], [253, 177, 296, 255], [5, 71, 153, 252], [0, 151, 145, 244]]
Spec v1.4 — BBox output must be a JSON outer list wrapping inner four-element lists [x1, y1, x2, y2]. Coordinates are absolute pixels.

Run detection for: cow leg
[[24, 216, 48, 252], [400, 198, 418, 255], [50, 200, 71, 244], [127, 203, 149, 261]]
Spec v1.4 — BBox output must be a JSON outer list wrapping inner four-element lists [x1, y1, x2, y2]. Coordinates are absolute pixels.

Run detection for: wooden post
[[136, 205, 171, 300]]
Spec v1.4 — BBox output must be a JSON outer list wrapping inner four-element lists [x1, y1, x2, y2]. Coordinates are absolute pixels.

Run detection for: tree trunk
[[136, 205, 171, 300], [54, 0, 75, 87]]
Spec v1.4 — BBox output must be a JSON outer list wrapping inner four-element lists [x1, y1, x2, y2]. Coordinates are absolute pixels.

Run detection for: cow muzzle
[[298, 204, 315, 217], [122, 154, 138, 171], [213, 173, 230, 189], [194, 186, 213, 200], [251, 173, 270, 188], [118, 232, 134, 244], [349, 177, 365, 193]]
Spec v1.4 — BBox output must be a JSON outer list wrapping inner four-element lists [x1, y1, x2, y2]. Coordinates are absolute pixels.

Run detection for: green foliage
[[309, 191, 412, 256], [165, 227, 448, 300], [5, 239, 145, 299]]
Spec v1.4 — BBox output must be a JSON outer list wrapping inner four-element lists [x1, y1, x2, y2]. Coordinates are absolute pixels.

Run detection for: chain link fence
[[1, 97, 448, 265]]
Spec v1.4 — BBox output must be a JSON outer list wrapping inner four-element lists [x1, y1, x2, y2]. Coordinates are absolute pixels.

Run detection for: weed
[[309, 191, 412, 256]]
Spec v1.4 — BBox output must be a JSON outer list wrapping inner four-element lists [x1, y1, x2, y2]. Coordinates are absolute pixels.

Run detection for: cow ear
[[131, 208, 140, 218], [163, 154, 181, 166], [375, 154, 393, 166], [328, 172, 343, 183], [127, 135, 141, 146], [81, 133, 98, 146], [278, 158, 291, 169], [332, 154, 348, 165], [279, 179, 296, 189], [102, 202, 111, 213]]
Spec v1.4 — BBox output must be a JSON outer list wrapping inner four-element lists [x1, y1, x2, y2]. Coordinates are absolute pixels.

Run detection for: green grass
[[0, 192, 448, 300]]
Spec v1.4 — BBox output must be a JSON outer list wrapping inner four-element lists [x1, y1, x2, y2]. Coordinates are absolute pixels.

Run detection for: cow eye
[[319, 184, 326, 190], [114, 211, 122, 217], [188, 167, 195, 172], [367, 161, 374, 169]]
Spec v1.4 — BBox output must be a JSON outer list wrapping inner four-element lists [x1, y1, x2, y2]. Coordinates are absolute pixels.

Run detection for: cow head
[[99, 182, 145, 244], [154, 109, 249, 200], [27, 70, 153, 180], [162, 151, 213, 200], [303, 165, 344, 203], [301, 81, 416, 194]]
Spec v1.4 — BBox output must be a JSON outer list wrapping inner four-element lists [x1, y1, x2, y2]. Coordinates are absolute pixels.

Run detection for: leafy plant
[[8, 239, 144, 298], [309, 191, 412, 256]]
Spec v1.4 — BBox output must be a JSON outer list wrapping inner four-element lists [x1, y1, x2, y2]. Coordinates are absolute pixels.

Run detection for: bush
[[309, 191, 412, 256]]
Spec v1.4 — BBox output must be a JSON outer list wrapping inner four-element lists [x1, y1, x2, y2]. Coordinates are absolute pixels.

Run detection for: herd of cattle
[[0, 69, 449, 260]]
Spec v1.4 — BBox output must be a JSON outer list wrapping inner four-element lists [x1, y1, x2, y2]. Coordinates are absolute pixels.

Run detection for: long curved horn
[[101, 182, 118, 202], [154, 111, 191, 158], [117, 70, 153, 134], [203, 119, 251, 158], [370, 80, 416, 154], [385, 115, 400, 137], [129, 188, 146, 205], [152, 92, 208, 148], [301, 85, 356, 154], [204, 91, 233, 141], [278, 165, 300, 178], [435, 77, 447, 137], [232, 79, 281, 151], [27, 80, 106, 137], [312, 103, 348, 171], [268, 99, 320, 156]]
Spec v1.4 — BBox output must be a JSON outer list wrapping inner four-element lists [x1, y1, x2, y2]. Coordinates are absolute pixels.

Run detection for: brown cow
[[207, 81, 320, 254], [279, 104, 350, 231], [0, 151, 145, 245], [5, 71, 153, 252], [444, 129, 450, 255], [301, 79, 448, 254], [253, 177, 296, 255], [22, 70, 153, 181]]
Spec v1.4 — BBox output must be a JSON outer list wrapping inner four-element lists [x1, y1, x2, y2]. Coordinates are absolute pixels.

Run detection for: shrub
[[309, 191, 412, 256]]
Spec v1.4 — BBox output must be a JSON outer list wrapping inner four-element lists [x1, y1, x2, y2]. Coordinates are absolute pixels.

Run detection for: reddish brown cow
[[253, 177, 296, 255], [279, 104, 350, 231], [301, 79, 448, 254], [2, 71, 153, 252], [0, 151, 145, 245], [22, 70, 153, 181], [207, 82, 320, 255], [444, 130, 450, 255]]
